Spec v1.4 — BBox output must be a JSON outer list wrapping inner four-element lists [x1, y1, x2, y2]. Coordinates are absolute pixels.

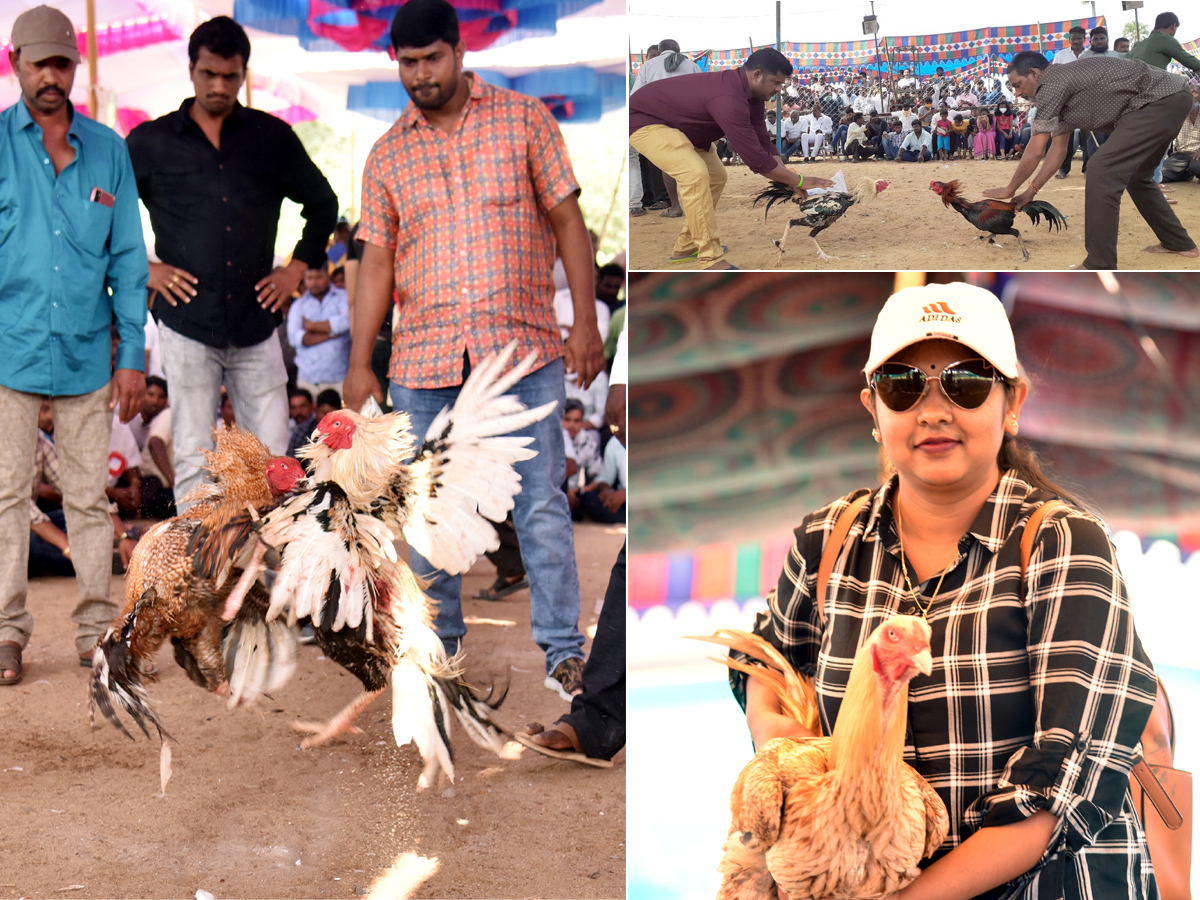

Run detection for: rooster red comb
[[316, 410, 357, 450]]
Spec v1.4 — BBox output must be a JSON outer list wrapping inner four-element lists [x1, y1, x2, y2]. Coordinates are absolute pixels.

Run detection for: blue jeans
[[390, 358, 584, 673], [159, 323, 290, 509], [899, 148, 931, 162], [781, 138, 803, 159], [884, 140, 900, 161], [832, 124, 849, 155]]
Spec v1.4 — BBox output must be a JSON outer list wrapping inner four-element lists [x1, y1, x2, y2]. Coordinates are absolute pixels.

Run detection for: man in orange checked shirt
[[342, 0, 605, 702]]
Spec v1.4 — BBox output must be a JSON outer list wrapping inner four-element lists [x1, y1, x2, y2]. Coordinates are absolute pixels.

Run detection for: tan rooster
[[695, 616, 948, 900]]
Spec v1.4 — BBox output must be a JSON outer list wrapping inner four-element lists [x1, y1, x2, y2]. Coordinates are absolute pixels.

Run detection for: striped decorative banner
[[0, 14, 182, 77], [630, 17, 1103, 73], [629, 535, 795, 613]]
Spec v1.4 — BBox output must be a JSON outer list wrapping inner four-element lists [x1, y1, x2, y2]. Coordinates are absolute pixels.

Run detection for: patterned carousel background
[[629, 272, 1200, 609]]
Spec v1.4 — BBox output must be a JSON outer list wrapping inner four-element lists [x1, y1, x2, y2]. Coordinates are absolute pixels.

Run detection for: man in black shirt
[[126, 16, 338, 506]]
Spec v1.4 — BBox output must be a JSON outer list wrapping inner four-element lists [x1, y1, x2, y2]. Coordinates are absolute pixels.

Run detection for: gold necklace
[[895, 503, 952, 620]]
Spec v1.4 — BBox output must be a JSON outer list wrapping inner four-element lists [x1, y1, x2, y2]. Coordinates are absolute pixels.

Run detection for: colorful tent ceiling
[[233, 0, 600, 54], [347, 65, 624, 122], [0, 11, 180, 76], [628, 272, 1200, 565], [628, 17, 1103, 73]]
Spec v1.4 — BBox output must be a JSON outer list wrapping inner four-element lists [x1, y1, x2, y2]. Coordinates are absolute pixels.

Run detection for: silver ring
[[269, 282, 276, 289]]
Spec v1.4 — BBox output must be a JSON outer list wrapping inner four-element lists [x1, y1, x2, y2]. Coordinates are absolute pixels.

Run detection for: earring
[[1009, 417, 1019, 435], [871, 428, 880, 443]]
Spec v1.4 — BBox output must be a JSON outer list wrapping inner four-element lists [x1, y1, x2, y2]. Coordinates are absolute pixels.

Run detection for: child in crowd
[[974, 109, 995, 161], [951, 114, 970, 159], [935, 108, 952, 161], [994, 102, 1015, 160]]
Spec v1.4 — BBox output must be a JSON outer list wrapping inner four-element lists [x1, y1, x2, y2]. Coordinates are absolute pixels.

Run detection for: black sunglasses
[[869, 358, 1001, 412]]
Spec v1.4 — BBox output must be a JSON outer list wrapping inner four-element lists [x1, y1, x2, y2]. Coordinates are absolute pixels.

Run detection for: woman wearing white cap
[[729, 283, 1159, 900]]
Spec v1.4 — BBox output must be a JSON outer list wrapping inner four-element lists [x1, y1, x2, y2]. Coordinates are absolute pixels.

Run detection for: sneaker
[[544, 657, 584, 701]]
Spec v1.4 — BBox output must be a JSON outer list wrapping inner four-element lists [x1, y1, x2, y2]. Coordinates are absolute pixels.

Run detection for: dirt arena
[[628, 157, 1200, 271], [0, 522, 626, 900]]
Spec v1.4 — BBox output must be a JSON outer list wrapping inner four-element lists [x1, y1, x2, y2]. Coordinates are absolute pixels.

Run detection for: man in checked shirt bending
[[342, 0, 605, 702]]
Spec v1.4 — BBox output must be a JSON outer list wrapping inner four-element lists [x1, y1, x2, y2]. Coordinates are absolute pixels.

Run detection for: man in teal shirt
[[1129, 12, 1200, 73], [0, 5, 147, 685]]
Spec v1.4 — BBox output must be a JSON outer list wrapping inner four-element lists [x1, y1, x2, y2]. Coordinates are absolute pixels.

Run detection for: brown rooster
[[697, 616, 948, 900], [930, 180, 1067, 261], [88, 428, 308, 781]]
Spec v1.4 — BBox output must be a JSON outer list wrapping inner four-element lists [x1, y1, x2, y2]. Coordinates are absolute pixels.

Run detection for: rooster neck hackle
[[828, 642, 910, 781]]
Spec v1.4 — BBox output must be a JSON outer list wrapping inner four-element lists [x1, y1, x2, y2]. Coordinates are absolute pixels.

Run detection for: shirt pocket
[[68, 196, 115, 258], [479, 151, 525, 206], [151, 162, 210, 211]]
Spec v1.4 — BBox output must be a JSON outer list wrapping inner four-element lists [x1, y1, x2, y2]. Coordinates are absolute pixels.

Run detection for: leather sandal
[[0, 641, 23, 685], [515, 721, 613, 768]]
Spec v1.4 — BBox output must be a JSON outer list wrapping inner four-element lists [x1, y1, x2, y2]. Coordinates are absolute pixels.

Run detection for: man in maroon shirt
[[630, 47, 833, 269]]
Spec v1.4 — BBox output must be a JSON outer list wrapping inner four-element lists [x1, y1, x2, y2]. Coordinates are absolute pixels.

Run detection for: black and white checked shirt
[[1030, 56, 1190, 136], [730, 471, 1160, 900]]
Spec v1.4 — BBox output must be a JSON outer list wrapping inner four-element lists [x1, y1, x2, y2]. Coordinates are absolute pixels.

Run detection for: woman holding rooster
[[729, 283, 1159, 900]]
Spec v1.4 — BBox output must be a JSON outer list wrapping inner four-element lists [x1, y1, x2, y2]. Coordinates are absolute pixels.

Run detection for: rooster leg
[[772, 221, 793, 255], [292, 688, 385, 749], [986, 236, 1006, 248], [811, 236, 839, 261], [1014, 231, 1030, 262]]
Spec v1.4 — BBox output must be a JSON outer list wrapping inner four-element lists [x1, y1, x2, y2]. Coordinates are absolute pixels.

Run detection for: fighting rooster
[[694, 617, 948, 900], [753, 178, 889, 261], [221, 342, 556, 787], [930, 180, 1067, 261], [88, 428, 309, 792]]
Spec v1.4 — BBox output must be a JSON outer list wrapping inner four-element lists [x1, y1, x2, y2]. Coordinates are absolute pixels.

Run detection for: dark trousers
[[899, 147, 931, 162], [29, 508, 73, 577], [578, 489, 625, 524], [483, 516, 524, 579], [639, 155, 669, 207], [1058, 130, 1077, 175], [846, 139, 878, 160], [559, 543, 625, 760], [1083, 89, 1197, 270]]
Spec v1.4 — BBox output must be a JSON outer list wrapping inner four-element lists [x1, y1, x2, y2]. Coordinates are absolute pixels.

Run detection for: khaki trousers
[[630, 124, 728, 263], [0, 383, 116, 655]]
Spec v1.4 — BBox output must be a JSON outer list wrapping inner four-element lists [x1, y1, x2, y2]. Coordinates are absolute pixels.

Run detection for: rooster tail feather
[[88, 633, 170, 744], [437, 674, 510, 757], [222, 617, 297, 708], [1023, 200, 1067, 232], [391, 656, 456, 788]]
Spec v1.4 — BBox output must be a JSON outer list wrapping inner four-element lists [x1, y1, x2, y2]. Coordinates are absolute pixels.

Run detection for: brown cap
[[11, 6, 81, 64]]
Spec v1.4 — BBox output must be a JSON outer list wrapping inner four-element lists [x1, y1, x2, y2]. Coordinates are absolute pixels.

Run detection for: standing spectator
[[985, 51, 1199, 269], [1130, 12, 1200, 196], [126, 16, 338, 510], [1051, 25, 1087, 179], [1079, 26, 1112, 59], [1113, 37, 1130, 57], [934, 108, 953, 160], [629, 47, 834, 269], [1128, 12, 1200, 72], [951, 113, 970, 158], [630, 39, 701, 220], [343, 0, 605, 701], [287, 264, 351, 398], [326, 219, 351, 265], [0, 5, 147, 684], [518, 322, 626, 768]]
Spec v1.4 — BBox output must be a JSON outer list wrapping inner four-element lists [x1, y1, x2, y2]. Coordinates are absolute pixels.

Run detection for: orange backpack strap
[[815, 493, 871, 630]]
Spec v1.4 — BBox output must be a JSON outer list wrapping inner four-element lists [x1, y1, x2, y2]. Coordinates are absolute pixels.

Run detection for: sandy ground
[[628, 156, 1200, 271], [0, 522, 626, 900]]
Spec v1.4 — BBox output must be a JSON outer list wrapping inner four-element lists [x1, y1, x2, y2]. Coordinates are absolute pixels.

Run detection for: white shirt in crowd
[[782, 116, 806, 142], [553, 288, 610, 346], [803, 113, 833, 135], [1052, 46, 1086, 64], [897, 111, 918, 133]]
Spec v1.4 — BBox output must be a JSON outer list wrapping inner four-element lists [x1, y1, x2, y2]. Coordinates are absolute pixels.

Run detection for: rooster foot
[[816, 250, 839, 261], [291, 688, 384, 749], [987, 239, 1005, 249], [292, 718, 364, 748]]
